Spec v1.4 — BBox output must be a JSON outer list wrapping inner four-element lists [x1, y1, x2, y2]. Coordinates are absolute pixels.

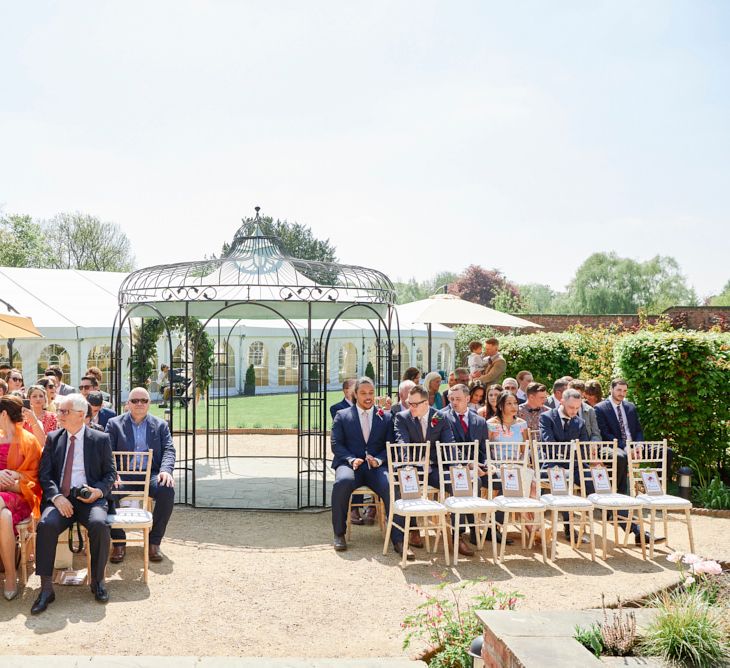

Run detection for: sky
[[1, 1, 728, 298]]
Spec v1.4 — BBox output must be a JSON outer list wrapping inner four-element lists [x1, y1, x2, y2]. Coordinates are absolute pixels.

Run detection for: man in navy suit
[[87, 391, 116, 429], [394, 385, 476, 556], [330, 377, 408, 557], [32, 393, 117, 614], [105, 387, 176, 563]]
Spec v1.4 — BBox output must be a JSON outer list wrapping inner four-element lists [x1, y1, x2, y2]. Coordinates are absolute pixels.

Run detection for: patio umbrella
[[0, 300, 43, 366], [396, 293, 543, 370]]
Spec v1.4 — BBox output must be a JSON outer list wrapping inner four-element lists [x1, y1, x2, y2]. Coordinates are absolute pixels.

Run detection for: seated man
[[394, 385, 474, 556], [32, 394, 116, 614], [105, 387, 176, 563], [330, 377, 409, 558], [329, 378, 356, 420], [390, 379, 415, 415], [87, 391, 117, 429], [517, 382, 549, 433]]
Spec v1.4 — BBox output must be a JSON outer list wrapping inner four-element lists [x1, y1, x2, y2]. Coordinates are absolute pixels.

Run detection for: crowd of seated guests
[[329, 336, 665, 556], [0, 364, 177, 613]]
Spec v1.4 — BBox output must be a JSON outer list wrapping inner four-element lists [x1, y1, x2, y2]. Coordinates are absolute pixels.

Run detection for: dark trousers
[[36, 499, 110, 585], [110, 478, 175, 545], [332, 464, 403, 545]]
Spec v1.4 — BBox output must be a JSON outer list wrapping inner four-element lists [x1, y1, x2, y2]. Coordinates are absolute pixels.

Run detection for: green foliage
[[640, 588, 730, 668], [500, 333, 580, 387], [694, 477, 730, 510], [614, 331, 730, 480], [449, 265, 523, 310], [709, 280, 730, 307], [364, 361, 375, 382], [131, 319, 164, 388], [574, 624, 603, 658], [453, 325, 499, 366], [566, 324, 622, 389], [46, 211, 135, 271], [392, 271, 460, 305], [568, 252, 697, 315], [401, 578, 521, 668], [243, 364, 257, 396], [0, 214, 49, 268], [515, 283, 559, 314]]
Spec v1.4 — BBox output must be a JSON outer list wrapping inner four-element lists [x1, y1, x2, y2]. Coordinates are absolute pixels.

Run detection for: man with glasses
[[32, 393, 116, 614], [105, 387, 176, 563]]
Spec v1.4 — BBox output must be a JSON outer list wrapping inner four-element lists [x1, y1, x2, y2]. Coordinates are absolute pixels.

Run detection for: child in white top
[[467, 341, 487, 379]]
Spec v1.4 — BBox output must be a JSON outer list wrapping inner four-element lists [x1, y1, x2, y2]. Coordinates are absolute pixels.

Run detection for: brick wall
[[514, 307, 730, 334]]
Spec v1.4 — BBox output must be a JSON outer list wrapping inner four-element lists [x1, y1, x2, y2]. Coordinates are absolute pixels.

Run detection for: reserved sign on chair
[[450, 465, 471, 496], [549, 466, 568, 495], [641, 471, 663, 495], [591, 466, 611, 493], [398, 466, 420, 499]]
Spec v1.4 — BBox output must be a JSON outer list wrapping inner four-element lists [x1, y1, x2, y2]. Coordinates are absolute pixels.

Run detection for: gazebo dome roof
[[118, 208, 396, 320]]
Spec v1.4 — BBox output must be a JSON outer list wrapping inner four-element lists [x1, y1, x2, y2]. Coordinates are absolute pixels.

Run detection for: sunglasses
[[79, 385, 93, 390], [129, 398, 149, 404], [9, 377, 22, 382]]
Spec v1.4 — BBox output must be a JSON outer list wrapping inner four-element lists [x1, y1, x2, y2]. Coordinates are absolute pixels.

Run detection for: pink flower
[[684, 576, 696, 586], [666, 551, 683, 563], [682, 553, 702, 565], [692, 560, 723, 576]]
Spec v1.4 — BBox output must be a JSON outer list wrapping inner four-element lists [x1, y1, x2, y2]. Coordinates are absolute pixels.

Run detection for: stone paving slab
[[1, 658, 426, 668]]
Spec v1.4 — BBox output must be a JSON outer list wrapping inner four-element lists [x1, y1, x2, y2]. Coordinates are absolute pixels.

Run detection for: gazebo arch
[[111, 208, 399, 509]]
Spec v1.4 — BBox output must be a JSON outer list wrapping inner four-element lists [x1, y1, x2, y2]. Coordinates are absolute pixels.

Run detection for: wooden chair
[[627, 440, 694, 559], [15, 516, 35, 586], [576, 440, 646, 561], [532, 440, 595, 561], [487, 442, 547, 562], [383, 442, 450, 568], [346, 486, 385, 540], [89, 450, 154, 583], [435, 441, 499, 565]]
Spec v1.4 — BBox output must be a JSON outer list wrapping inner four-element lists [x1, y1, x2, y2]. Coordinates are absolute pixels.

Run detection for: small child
[[467, 340, 487, 378]]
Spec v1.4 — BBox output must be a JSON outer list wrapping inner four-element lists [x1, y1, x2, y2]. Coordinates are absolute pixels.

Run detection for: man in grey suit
[[474, 338, 506, 386], [569, 380, 601, 441], [545, 378, 570, 409]]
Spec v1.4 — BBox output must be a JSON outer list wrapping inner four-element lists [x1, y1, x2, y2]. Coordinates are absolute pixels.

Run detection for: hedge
[[615, 331, 730, 480]]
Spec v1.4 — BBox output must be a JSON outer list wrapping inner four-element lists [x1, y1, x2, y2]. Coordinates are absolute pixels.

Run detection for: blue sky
[[1, 1, 728, 297]]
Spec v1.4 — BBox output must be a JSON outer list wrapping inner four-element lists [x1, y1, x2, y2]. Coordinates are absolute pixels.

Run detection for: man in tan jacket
[[475, 338, 506, 386]]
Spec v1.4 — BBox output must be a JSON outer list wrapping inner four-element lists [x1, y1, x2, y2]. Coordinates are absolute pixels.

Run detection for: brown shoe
[[363, 506, 377, 526], [459, 536, 475, 556], [110, 545, 126, 563], [350, 509, 364, 526], [148, 544, 163, 562], [409, 530, 424, 549]]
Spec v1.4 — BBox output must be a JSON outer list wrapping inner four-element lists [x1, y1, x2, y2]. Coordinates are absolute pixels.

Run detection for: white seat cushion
[[394, 498, 446, 514], [493, 496, 546, 511], [540, 494, 594, 509], [444, 496, 498, 512], [637, 494, 692, 508], [588, 493, 643, 508], [106, 508, 154, 526]]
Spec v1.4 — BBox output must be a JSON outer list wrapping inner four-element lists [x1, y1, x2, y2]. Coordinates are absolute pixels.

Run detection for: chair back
[[532, 441, 575, 497], [111, 450, 154, 509], [575, 440, 619, 496], [626, 440, 669, 496], [528, 428, 540, 445], [435, 440, 481, 499], [385, 442, 430, 501], [485, 441, 530, 497]]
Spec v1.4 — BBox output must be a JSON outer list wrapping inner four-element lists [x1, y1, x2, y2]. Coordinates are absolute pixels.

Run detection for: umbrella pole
[[7, 338, 13, 368], [427, 323, 432, 371]]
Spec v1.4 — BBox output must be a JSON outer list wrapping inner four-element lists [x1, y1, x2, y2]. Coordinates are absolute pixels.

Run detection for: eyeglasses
[[57, 408, 83, 416], [409, 399, 428, 407], [129, 398, 149, 404], [79, 385, 93, 390]]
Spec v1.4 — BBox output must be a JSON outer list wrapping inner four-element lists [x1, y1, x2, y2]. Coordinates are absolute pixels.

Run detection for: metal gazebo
[[110, 208, 400, 509]]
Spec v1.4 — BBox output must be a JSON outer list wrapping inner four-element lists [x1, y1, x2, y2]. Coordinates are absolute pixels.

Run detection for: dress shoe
[[349, 509, 364, 526], [363, 506, 377, 526], [564, 528, 591, 545], [149, 544, 164, 562], [485, 529, 513, 545], [449, 535, 475, 556], [90, 582, 109, 603], [30, 591, 55, 615], [3, 586, 18, 601], [633, 531, 665, 545], [110, 545, 126, 563], [409, 530, 424, 548], [393, 542, 415, 561], [333, 535, 347, 551]]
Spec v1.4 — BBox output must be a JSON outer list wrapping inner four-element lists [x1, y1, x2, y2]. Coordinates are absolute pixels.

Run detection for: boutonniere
[[376, 408, 385, 419], [431, 414, 442, 428]]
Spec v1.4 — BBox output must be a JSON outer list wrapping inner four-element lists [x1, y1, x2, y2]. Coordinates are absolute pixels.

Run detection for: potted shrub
[[243, 364, 256, 396]]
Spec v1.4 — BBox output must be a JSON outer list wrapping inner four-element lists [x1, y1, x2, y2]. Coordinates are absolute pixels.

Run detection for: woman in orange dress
[[0, 395, 42, 600]]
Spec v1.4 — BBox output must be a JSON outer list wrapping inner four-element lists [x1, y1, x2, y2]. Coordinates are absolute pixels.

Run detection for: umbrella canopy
[[396, 294, 543, 329], [396, 294, 542, 371], [0, 303, 43, 339]]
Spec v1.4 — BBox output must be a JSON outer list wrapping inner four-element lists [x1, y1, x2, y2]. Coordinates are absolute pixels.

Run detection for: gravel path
[[0, 509, 727, 658]]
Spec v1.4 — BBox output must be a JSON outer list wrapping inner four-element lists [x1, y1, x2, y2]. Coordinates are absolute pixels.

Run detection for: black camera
[[69, 485, 92, 500]]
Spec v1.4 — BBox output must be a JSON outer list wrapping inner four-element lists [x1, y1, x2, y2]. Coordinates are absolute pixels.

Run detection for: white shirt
[[609, 397, 633, 441]]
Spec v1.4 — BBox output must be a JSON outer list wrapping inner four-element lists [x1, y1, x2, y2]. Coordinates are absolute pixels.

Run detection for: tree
[[709, 280, 730, 307], [392, 270, 460, 304], [566, 252, 697, 314], [45, 212, 135, 272], [448, 265, 522, 310], [0, 214, 50, 268], [516, 283, 559, 313], [223, 214, 337, 263]]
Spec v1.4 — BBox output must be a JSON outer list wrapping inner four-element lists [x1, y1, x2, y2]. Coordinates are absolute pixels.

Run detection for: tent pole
[[427, 323, 432, 371]]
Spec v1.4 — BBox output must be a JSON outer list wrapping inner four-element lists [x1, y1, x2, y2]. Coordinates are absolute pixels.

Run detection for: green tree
[[45, 212, 135, 271], [392, 270, 460, 304], [709, 280, 730, 306], [449, 265, 522, 310], [567, 252, 696, 314], [516, 283, 559, 313], [0, 214, 51, 268]]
